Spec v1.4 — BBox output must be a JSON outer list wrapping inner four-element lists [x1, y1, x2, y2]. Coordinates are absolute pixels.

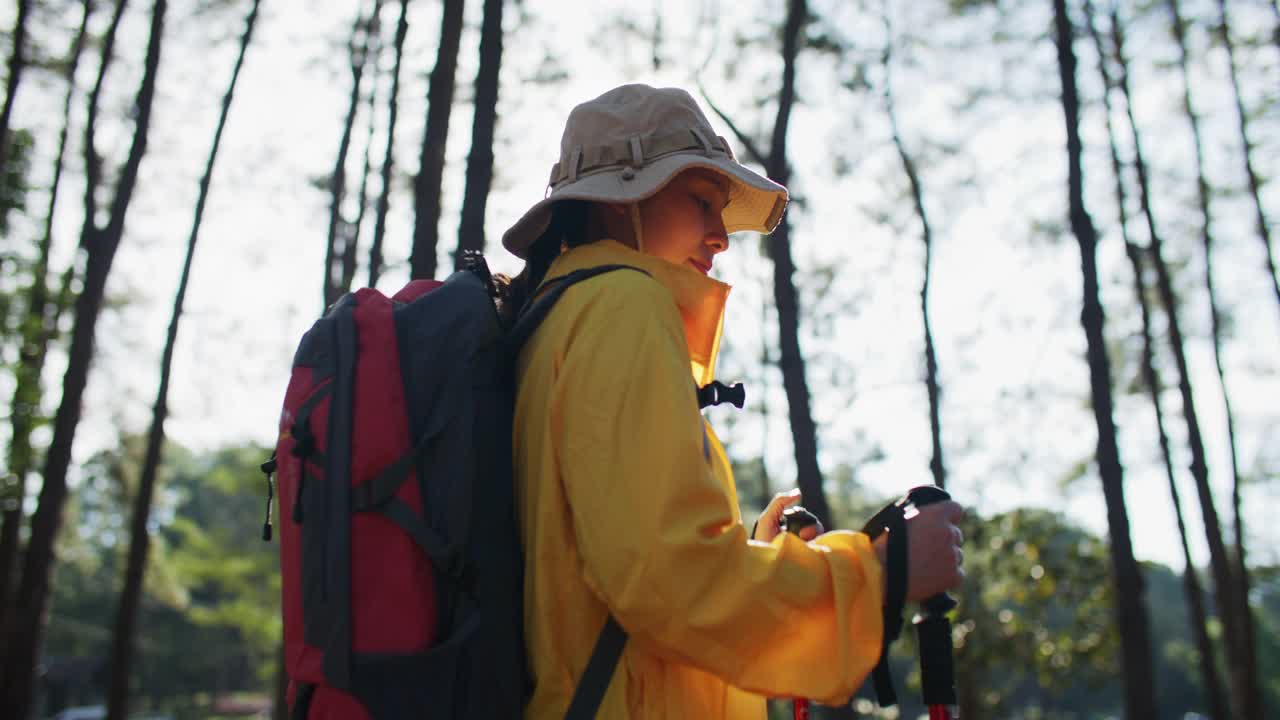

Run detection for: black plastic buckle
[[696, 380, 746, 409]]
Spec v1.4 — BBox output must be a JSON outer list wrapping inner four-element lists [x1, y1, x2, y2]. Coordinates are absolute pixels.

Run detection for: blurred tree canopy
[[41, 439, 278, 717], [0, 126, 33, 349], [0, 126, 29, 234], [0, 0, 1276, 715]]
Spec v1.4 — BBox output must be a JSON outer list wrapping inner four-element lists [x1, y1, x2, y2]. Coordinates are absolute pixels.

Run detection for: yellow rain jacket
[[513, 239, 885, 718]]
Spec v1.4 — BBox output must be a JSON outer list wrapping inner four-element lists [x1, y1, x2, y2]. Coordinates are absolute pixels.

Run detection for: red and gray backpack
[[261, 258, 650, 719]]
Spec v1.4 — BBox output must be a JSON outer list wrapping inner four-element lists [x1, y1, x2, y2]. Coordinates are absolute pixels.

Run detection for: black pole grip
[[915, 614, 957, 705], [903, 484, 950, 508], [781, 505, 819, 536], [905, 485, 958, 707]]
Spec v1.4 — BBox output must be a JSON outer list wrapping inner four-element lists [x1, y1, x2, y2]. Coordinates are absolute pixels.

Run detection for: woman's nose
[[706, 218, 729, 253]]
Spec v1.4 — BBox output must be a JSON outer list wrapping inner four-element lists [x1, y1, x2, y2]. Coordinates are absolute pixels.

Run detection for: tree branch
[[697, 83, 768, 167]]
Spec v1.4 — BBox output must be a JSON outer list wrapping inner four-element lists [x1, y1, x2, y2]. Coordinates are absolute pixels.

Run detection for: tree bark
[[1212, 7, 1269, 712], [701, 3, 835, 691], [346, 37, 382, 296], [0, 0, 92, 637], [759, 0, 830, 534], [1128, 239, 1227, 720], [1109, 7, 1255, 717], [80, 0, 132, 237], [0, 1, 167, 716], [324, 0, 381, 310], [1084, 5, 1228, 715], [0, 0, 32, 179], [410, 0, 465, 280], [369, 0, 409, 288], [1273, 0, 1280, 55], [882, 7, 946, 490], [105, 3, 258, 717], [1172, 2, 1263, 715], [2, 0, 127, 687], [1215, 0, 1279, 318], [1052, 2, 1156, 717], [455, 0, 505, 266]]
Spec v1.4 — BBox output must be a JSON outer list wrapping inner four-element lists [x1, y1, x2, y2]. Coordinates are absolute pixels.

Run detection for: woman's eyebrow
[[687, 176, 730, 201]]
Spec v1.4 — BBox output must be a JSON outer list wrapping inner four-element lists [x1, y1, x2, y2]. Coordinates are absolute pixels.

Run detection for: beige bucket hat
[[501, 84, 789, 259]]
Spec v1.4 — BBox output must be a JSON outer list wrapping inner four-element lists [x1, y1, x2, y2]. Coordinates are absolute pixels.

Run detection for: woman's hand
[[871, 501, 965, 602], [753, 488, 824, 543]]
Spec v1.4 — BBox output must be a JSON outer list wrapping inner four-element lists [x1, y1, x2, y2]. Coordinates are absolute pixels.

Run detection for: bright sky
[[5, 0, 1278, 572]]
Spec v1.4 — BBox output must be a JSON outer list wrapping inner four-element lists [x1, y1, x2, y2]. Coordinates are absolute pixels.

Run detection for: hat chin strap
[[630, 204, 644, 253]]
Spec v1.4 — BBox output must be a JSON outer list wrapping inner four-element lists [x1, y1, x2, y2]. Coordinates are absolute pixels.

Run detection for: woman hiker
[[500, 84, 966, 718]]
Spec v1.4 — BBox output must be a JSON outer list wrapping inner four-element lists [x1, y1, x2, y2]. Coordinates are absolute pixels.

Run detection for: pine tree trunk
[[105, 3, 257, 717], [1052, 2, 1156, 717], [346, 41, 382, 295], [369, 0, 409, 289], [1128, 235, 1225, 720], [1084, 3, 1229, 715], [1273, 1, 1280, 55], [456, 0, 505, 266], [0, 0, 32, 178], [882, 10, 946, 490], [324, 0, 381, 310], [1172, 3, 1263, 715], [0, 1, 166, 716], [1109, 7, 1255, 716], [0, 0, 92, 637], [79, 0, 133, 238], [764, 0, 830, 534], [410, 0, 465, 280], [1212, 8, 1269, 712], [2, 0, 128, 688], [1216, 0, 1280, 318]]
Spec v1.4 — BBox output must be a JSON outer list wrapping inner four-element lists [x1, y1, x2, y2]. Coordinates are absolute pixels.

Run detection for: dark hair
[[495, 200, 592, 325]]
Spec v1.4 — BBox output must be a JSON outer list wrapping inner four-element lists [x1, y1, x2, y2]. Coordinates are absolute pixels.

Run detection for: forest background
[[0, 0, 1277, 718]]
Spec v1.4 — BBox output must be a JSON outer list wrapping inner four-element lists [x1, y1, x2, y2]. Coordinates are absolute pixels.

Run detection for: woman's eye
[[693, 195, 711, 211]]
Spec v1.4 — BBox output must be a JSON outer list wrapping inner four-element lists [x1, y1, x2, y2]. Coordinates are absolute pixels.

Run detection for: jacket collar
[[544, 239, 730, 387]]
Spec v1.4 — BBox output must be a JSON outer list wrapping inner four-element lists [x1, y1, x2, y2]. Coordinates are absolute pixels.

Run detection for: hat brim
[[501, 153, 788, 259]]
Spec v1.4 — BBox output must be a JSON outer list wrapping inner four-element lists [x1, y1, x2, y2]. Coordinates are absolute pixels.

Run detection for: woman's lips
[[689, 259, 711, 274]]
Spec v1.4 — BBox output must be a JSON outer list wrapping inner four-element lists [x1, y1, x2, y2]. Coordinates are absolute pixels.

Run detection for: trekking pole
[[902, 486, 958, 720], [781, 505, 821, 720], [783, 489, 959, 720]]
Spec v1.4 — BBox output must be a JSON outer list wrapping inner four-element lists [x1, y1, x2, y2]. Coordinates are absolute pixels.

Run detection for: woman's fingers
[[752, 488, 805, 542], [797, 521, 824, 542], [774, 489, 803, 513], [905, 501, 967, 601], [766, 489, 801, 533]]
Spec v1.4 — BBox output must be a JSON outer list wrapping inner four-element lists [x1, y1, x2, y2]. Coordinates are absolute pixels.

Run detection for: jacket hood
[[542, 239, 730, 387]]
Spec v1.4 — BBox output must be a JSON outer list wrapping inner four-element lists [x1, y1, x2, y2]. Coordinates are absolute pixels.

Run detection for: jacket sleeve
[[550, 274, 884, 705]]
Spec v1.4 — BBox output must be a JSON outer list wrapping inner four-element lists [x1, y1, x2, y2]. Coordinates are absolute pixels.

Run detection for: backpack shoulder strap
[[507, 264, 651, 354], [504, 263, 647, 718], [564, 614, 627, 720]]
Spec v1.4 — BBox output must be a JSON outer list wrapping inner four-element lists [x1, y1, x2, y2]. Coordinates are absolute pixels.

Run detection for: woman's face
[[631, 170, 732, 275]]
